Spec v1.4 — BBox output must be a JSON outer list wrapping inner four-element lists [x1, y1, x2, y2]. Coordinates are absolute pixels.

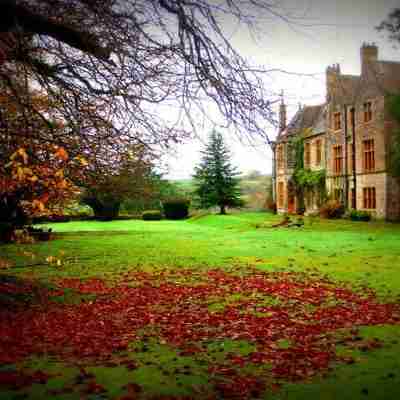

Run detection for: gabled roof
[[277, 104, 326, 141]]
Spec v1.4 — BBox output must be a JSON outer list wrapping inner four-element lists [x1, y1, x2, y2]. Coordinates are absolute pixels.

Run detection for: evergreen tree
[[193, 130, 243, 215]]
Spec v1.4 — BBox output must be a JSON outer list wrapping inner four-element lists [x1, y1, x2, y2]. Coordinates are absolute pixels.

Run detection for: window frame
[[363, 101, 372, 123], [363, 187, 376, 209], [333, 145, 343, 175], [363, 139, 375, 172], [333, 112, 341, 131]]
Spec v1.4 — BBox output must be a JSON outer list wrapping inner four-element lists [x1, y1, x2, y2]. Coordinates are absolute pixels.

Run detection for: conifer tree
[[193, 130, 243, 215]]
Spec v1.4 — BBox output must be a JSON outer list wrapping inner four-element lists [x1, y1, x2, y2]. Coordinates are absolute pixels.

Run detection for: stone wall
[[386, 175, 400, 221]]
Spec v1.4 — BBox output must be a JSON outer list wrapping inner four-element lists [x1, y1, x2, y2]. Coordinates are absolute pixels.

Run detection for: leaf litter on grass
[[1, 267, 400, 399]]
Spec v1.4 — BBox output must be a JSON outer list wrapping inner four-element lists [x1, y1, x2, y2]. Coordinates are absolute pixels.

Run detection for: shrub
[[0, 222, 13, 243], [162, 198, 190, 220], [349, 209, 371, 222], [49, 214, 71, 223], [64, 203, 93, 218], [142, 210, 163, 221], [319, 200, 345, 219]]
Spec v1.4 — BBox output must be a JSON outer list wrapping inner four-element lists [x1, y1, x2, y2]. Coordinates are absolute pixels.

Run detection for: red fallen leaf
[[0, 369, 51, 389], [48, 386, 75, 396], [85, 380, 107, 394], [48, 289, 65, 297], [214, 372, 265, 399], [179, 345, 202, 356], [104, 361, 119, 367], [122, 382, 142, 394], [339, 356, 355, 364], [1, 267, 400, 386], [0, 371, 29, 388], [227, 354, 246, 367], [271, 383, 282, 392], [31, 370, 50, 384], [125, 361, 138, 371]]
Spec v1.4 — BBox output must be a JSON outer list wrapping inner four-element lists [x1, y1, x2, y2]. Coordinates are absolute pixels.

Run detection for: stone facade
[[273, 44, 400, 220]]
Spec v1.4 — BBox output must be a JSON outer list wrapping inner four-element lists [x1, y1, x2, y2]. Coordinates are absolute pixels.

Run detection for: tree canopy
[[0, 88, 83, 225], [376, 8, 400, 44], [1, 0, 278, 156]]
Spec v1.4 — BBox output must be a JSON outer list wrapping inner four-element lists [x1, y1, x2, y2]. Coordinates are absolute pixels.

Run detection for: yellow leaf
[[11, 148, 29, 164], [57, 179, 68, 189], [32, 199, 45, 212], [75, 156, 88, 166], [19, 148, 28, 164], [16, 166, 25, 180]]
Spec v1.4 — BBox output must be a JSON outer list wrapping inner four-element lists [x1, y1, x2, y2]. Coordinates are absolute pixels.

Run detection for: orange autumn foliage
[[0, 88, 86, 221]]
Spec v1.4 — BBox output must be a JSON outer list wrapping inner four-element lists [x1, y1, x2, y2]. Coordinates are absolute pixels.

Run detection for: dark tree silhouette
[[193, 130, 242, 215], [377, 8, 400, 44]]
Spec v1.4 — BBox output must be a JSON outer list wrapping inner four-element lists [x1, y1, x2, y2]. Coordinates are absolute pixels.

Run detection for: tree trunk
[[219, 204, 226, 215], [0, 195, 28, 227]]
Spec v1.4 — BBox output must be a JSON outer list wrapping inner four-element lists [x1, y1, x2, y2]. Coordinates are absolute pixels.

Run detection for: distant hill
[[171, 172, 272, 210]]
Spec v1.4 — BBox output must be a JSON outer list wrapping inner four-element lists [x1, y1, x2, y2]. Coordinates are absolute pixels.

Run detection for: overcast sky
[[165, 0, 400, 180]]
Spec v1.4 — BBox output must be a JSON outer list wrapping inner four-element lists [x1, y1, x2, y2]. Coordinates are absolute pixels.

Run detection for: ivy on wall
[[289, 132, 326, 212], [294, 168, 326, 190]]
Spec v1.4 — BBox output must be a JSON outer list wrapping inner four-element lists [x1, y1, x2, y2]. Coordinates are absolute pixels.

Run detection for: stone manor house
[[272, 44, 400, 220]]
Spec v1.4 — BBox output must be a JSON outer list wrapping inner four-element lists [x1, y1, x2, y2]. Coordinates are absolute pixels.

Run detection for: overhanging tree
[[0, 87, 84, 226], [193, 130, 242, 215], [0, 0, 279, 155]]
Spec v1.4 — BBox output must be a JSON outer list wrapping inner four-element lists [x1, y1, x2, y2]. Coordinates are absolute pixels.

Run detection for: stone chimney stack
[[326, 63, 341, 101], [279, 91, 286, 132], [361, 43, 378, 76]]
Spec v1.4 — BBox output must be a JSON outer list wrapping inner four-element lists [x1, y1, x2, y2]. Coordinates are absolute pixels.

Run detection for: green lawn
[[1, 212, 400, 399]]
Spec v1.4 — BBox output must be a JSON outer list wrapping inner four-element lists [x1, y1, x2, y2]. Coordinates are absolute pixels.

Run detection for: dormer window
[[333, 112, 341, 130], [363, 101, 372, 122]]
